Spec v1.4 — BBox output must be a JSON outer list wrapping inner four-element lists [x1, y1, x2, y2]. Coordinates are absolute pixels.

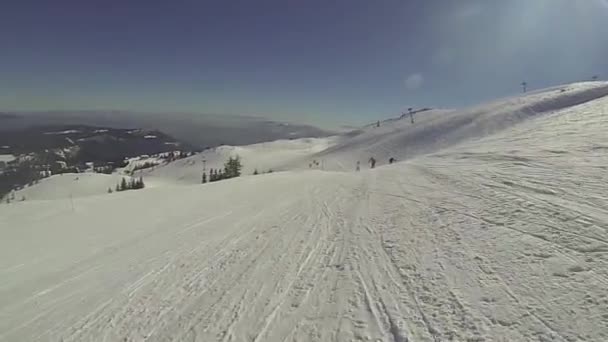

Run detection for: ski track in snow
[[2, 85, 608, 341]]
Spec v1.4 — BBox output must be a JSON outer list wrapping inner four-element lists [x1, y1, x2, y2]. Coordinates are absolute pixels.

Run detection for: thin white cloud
[[405, 73, 424, 90]]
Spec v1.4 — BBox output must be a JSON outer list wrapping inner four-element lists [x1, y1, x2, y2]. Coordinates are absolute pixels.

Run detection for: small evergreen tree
[[120, 177, 128, 191], [20, 196, 25, 202], [138, 176, 145, 189], [223, 156, 243, 179], [202, 172, 207, 183], [116, 184, 120, 192], [108, 187, 113, 194], [253, 169, 259, 175]]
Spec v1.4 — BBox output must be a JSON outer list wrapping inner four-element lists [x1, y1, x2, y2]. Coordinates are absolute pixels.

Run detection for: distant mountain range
[[0, 111, 334, 149], [0, 123, 197, 198], [0, 112, 18, 119]]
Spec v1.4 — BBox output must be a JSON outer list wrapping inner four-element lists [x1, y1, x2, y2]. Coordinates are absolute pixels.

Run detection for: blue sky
[[1, 0, 608, 126]]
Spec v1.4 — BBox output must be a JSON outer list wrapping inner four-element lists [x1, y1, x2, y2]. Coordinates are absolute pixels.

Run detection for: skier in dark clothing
[[369, 157, 376, 169]]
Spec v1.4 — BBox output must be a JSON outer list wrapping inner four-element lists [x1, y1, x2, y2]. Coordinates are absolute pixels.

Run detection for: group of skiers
[[307, 156, 396, 172], [354, 156, 395, 171]]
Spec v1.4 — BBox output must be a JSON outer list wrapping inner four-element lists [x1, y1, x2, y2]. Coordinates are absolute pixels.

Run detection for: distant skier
[[369, 157, 376, 169], [389, 157, 396, 164], [356, 161, 360, 171]]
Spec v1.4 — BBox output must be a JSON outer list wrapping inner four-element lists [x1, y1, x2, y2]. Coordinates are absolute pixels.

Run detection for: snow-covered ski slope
[[2, 82, 608, 341]]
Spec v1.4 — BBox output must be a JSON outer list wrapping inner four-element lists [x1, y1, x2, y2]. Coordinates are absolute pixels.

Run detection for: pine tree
[[233, 156, 242, 177], [223, 158, 231, 178], [120, 177, 128, 191], [108, 187, 113, 194], [138, 176, 145, 189], [223, 156, 243, 179], [210, 169, 215, 182], [116, 184, 120, 192], [223, 158, 232, 178], [253, 169, 258, 175], [202, 172, 207, 183]]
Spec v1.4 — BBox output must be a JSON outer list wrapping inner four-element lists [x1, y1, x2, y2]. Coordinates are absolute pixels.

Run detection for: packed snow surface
[[1, 82, 608, 341]]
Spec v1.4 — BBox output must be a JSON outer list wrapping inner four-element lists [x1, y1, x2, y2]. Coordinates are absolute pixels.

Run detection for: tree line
[[109, 176, 145, 193], [202, 156, 243, 183]]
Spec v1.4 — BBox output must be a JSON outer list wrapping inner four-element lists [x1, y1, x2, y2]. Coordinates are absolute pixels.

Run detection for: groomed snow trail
[[2, 96, 608, 341]]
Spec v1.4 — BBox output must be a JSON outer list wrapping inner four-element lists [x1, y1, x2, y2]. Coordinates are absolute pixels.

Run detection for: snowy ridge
[[138, 137, 336, 184], [9, 173, 135, 201], [1, 82, 608, 341]]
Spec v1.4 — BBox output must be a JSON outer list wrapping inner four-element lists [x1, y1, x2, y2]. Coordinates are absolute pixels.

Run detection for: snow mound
[[310, 81, 608, 170], [139, 137, 336, 184], [11, 173, 135, 201]]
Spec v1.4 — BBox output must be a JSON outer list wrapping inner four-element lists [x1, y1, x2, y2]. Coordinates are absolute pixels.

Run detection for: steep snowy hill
[[1, 84, 608, 341], [309, 81, 608, 170]]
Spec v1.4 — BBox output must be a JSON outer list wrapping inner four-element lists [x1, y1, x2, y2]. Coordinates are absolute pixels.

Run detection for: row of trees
[[109, 177, 145, 193], [202, 156, 243, 184]]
